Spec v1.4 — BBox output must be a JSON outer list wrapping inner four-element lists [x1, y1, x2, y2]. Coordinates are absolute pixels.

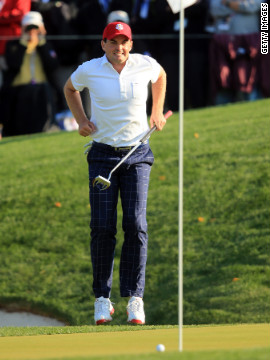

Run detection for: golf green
[[0, 324, 269, 359]]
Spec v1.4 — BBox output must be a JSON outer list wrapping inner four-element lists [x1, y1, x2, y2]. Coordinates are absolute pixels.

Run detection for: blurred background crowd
[[0, 0, 269, 137]]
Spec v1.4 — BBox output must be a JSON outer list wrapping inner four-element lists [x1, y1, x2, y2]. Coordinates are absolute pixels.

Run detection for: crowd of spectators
[[209, 0, 270, 104], [0, 0, 269, 137]]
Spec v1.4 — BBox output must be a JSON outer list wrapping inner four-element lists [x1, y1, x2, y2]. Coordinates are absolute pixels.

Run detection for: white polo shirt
[[71, 53, 161, 147]]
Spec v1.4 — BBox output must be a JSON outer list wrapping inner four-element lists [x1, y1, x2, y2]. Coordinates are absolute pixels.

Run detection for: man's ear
[[101, 39, 105, 51]]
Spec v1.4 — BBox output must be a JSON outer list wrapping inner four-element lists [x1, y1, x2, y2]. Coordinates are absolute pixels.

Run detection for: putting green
[[0, 324, 269, 360]]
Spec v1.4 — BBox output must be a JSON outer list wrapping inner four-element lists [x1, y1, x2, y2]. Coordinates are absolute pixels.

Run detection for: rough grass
[[0, 99, 269, 325]]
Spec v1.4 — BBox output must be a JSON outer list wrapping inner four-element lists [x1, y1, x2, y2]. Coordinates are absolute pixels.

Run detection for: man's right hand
[[78, 120, 97, 137], [64, 77, 97, 137]]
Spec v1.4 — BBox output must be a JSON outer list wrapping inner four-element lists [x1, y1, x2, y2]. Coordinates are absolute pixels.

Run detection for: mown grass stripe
[[0, 324, 269, 360]]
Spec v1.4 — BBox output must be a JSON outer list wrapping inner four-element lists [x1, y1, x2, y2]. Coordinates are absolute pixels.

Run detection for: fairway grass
[[0, 324, 269, 360]]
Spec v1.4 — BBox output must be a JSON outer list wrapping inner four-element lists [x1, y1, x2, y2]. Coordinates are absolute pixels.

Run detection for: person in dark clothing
[[184, 0, 212, 109], [75, 0, 107, 59], [130, 0, 162, 58], [0, 0, 31, 87], [109, 0, 133, 14], [1, 11, 59, 136], [136, 0, 179, 111], [31, 1, 82, 113]]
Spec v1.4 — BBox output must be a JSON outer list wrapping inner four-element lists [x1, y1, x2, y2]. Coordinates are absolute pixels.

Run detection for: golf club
[[93, 110, 173, 190]]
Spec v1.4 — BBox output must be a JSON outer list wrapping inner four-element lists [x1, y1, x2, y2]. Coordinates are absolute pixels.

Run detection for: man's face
[[101, 35, 133, 66]]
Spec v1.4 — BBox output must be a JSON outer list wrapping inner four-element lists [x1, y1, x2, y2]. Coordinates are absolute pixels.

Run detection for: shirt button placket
[[119, 76, 127, 100]]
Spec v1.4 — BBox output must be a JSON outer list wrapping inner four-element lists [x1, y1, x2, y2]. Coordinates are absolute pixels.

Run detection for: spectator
[[75, 0, 108, 59], [1, 11, 59, 136], [209, 0, 265, 104], [184, 0, 212, 109], [130, 0, 161, 58], [0, 0, 31, 87], [145, 0, 179, 111], [31, 1, 81, 113], [210, 0, 263, 35], [108, 0, 132, 14], [133, 0, 210, 111], [107, 10, 130, 25]]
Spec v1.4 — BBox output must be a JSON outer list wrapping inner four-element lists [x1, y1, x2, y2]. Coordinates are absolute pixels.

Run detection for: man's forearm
[[64, 80, 88, 126], [64, 78, 96, 136], [150, 67, 167, 130], [151, 67, 167, 115]]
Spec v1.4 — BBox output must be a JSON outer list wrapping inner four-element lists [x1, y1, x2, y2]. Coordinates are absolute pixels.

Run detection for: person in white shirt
[[64, 21, 167, 325]]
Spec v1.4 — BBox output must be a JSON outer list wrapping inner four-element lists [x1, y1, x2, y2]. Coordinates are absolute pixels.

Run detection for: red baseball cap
[[103, 22, 132, 41]]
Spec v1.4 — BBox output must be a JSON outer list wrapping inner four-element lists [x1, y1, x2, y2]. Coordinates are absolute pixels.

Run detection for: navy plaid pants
[[87, 141, 154, 298]]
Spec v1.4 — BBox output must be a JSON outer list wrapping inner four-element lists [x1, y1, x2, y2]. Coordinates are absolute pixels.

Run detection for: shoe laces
[[95, 298, 113, 313], [128, 298, 143, 313]]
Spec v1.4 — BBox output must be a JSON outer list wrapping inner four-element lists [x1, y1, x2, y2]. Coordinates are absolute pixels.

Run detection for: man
[[64, 21, 167, 325]]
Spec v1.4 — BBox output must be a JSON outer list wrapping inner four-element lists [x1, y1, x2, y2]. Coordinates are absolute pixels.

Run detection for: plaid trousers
[[87, 141, 154, 298]]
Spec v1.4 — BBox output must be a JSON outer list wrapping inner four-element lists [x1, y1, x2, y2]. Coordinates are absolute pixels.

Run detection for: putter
[[93, 110, 173, 190]]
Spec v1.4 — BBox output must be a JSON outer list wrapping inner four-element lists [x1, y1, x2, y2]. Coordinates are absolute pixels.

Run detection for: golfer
[[64, 21, 167, 325]]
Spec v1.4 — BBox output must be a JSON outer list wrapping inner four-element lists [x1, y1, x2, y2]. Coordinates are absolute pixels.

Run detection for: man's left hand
[[150, 112, 167, 131]]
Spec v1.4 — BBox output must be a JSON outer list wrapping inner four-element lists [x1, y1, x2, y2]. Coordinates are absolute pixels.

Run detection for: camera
[[25, 24, 39, 32]]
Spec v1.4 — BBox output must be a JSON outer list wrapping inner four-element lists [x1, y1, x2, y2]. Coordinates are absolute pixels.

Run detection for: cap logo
[[115, 24, 124, 30]]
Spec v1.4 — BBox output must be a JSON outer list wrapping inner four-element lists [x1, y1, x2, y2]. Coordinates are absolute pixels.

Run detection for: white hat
[[107, 10, 130, 25], [22, 11, 44, 27]]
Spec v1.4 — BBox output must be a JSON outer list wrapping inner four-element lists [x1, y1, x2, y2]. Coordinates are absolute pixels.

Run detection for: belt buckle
[[114, 146, 132, 151]]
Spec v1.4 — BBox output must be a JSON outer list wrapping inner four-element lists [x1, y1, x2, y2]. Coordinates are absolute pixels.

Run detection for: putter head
[[93, 175, 111, 191]]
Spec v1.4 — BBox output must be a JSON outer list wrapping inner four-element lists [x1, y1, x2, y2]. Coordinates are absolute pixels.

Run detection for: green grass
[[0, 324, 269, 360], [0, 99, 269, 325], [56, 348, 270, 360], [41, 349, 270, 360], [0, 325, 176, 337], [1, 349, 269, 360]]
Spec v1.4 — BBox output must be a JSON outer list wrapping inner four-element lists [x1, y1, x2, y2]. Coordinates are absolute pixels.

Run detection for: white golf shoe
[[94, 297, 114, 325], [127, 296, 145, 324]]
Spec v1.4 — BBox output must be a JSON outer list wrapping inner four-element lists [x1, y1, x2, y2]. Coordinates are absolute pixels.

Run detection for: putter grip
[[140, 110, 173, 143]]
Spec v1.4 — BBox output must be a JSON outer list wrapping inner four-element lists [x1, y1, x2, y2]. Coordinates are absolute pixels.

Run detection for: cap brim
[[106, 34, 131, 40]]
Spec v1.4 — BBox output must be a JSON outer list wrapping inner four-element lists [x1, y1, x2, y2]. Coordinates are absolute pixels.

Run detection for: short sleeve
[[148, 56, 161, 83], [70, 63, 87, 91], [142, 55, 161, 83]]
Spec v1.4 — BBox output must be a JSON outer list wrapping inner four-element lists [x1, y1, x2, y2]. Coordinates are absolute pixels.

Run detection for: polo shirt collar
[[101, 54, 109, 67], [100, 54, 135, 68], [126, 55, 135, 67]]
